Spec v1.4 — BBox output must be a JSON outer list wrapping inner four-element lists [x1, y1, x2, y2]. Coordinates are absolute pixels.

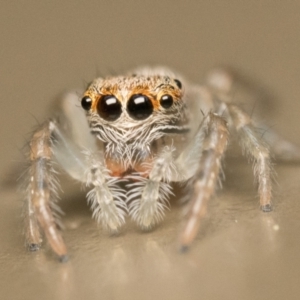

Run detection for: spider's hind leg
[[259, 125, 300, 162], [207, 67, 300, 162], [207, 68, 279, 212], [228, 104, 273, 212]]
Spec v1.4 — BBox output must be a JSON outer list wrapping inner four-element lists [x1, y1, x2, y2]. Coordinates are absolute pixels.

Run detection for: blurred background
[[1, 1, 300, 300]]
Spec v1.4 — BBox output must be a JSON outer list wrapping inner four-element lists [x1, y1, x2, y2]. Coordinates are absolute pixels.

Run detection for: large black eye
[[97, 95, 122, 121], [160, 94, 173, 108], [81, 96, 92, 111], [127, 94, 153, 120]]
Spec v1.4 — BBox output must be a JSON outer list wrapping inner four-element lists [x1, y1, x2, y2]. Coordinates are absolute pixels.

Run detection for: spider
[[23, 66, 299, 262]]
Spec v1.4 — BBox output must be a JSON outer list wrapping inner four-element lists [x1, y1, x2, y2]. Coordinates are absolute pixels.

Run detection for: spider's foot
[[59, 254, 69, 263], [28, 243, 40, 252], [179, 244, 190, 254], [261, 204, 272, 212]]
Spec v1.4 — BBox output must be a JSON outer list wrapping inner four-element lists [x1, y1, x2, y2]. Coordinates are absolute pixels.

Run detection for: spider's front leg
[[24, 121, 68, 261], [179, 113, 229, 250]]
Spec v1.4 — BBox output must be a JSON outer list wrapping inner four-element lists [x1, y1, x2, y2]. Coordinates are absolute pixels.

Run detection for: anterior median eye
[[160, 94, 173, 108], [97, 95, 122, 121], [127, 94, 153, 120]]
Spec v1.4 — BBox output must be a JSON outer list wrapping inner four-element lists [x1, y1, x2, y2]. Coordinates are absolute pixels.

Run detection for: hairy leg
[[207, 67, 300, 161], [25, 121, 68, 261], [228, 104, 273, 211], [207, 68, 275, 211], [179, 113, 229, 250]]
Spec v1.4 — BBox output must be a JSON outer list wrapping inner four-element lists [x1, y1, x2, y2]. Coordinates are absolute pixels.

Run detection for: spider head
[[81, 69, 187, 135]]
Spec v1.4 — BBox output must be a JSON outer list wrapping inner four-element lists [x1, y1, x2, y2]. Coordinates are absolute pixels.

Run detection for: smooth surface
[[1, 1, 300, 300], [1, 163, 300, 300]]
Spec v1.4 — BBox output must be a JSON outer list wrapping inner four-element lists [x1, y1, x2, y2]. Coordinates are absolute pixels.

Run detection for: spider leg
[[258, 125, 300, 161], [228, 104, 273, 211], [24, 90, 128, 260], [25, 121, 68, 261], [207, 67, 300, 161], [179, 113, 229, 250], [23, 189, 41, 252], [207, 68, 278, 211]]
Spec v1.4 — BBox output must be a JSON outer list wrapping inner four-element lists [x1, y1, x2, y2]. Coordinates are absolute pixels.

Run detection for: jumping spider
[[23, 66, 299, 261]]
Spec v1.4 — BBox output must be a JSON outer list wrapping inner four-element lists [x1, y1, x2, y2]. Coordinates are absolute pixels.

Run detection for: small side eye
[[160, 94, 173, 109], [174, 79, 182, 89], [97, 95, 122, 121], [81, 96, 92, 110]]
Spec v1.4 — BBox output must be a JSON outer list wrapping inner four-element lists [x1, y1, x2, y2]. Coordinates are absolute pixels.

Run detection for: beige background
[[1, 1, 300, 300]]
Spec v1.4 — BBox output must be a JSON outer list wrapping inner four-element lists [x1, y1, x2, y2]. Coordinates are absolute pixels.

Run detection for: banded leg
[[228, 104, 273, 211], [25, 121, 68, 261], [179, 113, 229, 250]]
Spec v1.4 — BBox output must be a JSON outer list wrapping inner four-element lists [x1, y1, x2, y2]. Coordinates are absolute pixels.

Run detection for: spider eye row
[[81, 93, 174, 121]]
